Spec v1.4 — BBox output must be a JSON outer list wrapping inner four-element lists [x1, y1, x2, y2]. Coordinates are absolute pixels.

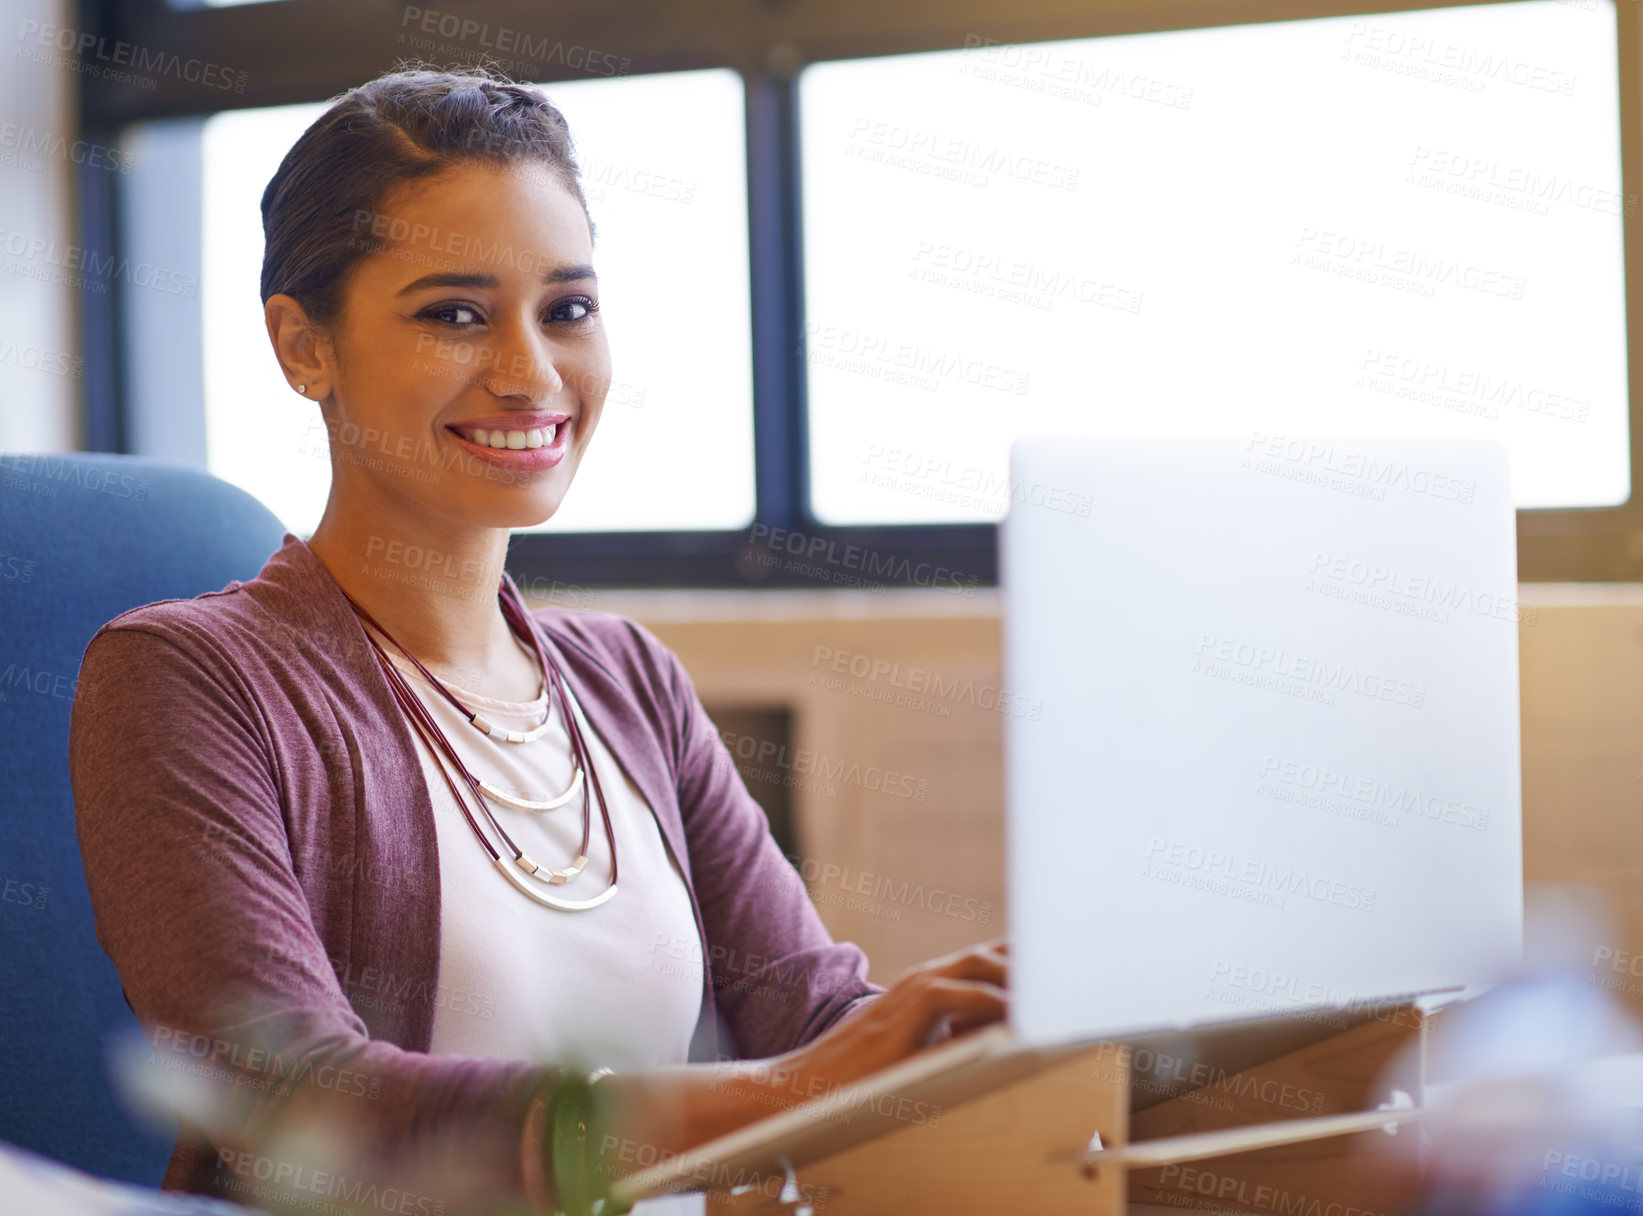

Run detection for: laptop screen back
[[1002, 436, 1522, 1045]]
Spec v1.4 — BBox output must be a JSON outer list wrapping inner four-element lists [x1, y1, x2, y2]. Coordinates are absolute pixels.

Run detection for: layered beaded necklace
[[342, 575, 619, 912]]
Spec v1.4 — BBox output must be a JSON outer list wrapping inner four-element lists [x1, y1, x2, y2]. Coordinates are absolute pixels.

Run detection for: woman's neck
[[304, 499, 532, 696]]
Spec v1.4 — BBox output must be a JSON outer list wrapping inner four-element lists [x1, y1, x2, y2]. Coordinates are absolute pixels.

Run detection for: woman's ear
[[264, 293, 331, 401]]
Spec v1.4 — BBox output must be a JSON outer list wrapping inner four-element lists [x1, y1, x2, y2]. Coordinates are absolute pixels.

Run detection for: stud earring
[[297, 384, 308, 395]]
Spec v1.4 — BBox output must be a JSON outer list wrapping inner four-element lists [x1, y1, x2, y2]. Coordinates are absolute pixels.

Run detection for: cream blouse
[[382, 633, 709, 1214]]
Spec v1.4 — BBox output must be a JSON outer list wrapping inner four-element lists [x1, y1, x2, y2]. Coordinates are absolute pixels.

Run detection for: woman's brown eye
[[550, 297, 598, 324], [424, 303, 482, 326]]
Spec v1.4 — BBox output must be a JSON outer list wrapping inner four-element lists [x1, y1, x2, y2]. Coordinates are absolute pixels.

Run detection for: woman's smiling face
[[317, 159, 610, 528]]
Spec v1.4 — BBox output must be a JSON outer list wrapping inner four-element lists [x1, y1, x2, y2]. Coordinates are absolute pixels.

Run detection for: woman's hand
[[774, 936, 1009, 1097], [585, 938, 1007, 1191]]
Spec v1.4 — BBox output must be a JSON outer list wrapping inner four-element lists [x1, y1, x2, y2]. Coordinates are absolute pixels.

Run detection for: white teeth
[[465, 424, 561, 450]]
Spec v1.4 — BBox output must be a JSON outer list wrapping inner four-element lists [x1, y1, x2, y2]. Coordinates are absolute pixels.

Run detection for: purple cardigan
[[69, 534, 883, 1207]]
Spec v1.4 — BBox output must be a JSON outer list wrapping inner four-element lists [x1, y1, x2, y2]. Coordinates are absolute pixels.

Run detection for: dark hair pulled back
[[259, 63, 591, 330]]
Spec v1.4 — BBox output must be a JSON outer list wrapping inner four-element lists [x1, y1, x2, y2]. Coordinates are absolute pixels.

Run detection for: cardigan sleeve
[[69, 621, 548, 1211], [624, 621, 887, 1061]]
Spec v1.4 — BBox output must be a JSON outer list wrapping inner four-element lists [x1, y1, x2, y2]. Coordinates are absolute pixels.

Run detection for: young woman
[[69, 67, 1008, 1215]]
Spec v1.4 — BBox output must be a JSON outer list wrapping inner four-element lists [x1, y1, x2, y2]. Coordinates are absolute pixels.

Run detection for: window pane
[[528, 69, 754, 533], [197, 69, 754, 534], [800, 1, 1629, 523]]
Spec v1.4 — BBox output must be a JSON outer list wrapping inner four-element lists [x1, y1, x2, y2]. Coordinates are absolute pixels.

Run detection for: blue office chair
[[0, 452, 287, 1186]]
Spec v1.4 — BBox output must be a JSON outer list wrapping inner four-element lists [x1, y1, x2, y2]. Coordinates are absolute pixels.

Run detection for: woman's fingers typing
[[790, 938, 1010, 1087], [904, 977, 1009, 1046], [898, 939, 1010, 989]]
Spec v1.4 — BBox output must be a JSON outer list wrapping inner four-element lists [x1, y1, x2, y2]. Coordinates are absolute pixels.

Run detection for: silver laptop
[[606, 435, 1525, 1205], [1002, 436, 1523, 1046]]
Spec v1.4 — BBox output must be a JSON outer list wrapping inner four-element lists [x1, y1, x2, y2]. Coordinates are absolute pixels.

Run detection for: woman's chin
[[473, 494, 567, 532]]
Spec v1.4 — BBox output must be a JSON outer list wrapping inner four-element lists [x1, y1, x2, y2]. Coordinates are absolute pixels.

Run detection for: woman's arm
[[561, 621, 1008, 1190], [563, 939, 1009, 1203], [70, 623, 550, 1212], [626, 619, 888, 1058], [629, 610, 1012, 1065]]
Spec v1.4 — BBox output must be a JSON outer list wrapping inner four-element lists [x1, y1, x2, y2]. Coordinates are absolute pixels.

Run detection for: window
[[187, 68, 753, 535], [800, 1, 1628, 524], [88, 0, 1643, 581]]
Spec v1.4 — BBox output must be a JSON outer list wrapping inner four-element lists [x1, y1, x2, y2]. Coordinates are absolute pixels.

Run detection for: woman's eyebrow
[[395, 265, 598, 295]]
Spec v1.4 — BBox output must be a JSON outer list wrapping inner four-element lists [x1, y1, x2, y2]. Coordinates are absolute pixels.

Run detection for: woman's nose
[[481, 341, 564, 403]]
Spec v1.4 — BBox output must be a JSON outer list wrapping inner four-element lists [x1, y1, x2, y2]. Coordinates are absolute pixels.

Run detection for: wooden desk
[[624, 1002, 1426, 1214]]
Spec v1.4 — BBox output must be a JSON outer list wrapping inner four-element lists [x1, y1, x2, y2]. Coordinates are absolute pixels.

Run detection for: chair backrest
[[0, 452, 288, 1185]]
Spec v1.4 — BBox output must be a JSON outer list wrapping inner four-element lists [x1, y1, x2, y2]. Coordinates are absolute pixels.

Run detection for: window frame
[[74, 0, 1643, 584]]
